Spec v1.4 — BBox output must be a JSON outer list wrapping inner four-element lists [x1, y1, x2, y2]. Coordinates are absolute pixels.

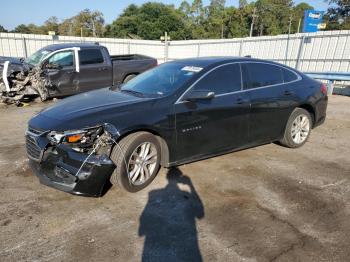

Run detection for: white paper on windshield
[[181, 66, 203, 73]]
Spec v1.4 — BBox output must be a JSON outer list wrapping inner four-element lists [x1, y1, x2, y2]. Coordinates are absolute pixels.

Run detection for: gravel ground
[[0, 96, 349, 262]]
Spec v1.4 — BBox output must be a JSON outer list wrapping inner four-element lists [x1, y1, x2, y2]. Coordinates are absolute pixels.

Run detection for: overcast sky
[[1, 0, 329, 30]]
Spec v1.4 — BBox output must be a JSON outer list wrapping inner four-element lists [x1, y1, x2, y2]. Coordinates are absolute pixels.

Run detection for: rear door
[[76, 48, 112, 93], [175, 63, 250, 161], [241, 62, 292, 143]]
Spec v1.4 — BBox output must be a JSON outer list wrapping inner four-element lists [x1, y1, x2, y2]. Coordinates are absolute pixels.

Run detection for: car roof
[[168, 56, 297, 71], [168, 56, 269, 67], [43, 43, 101, 51]]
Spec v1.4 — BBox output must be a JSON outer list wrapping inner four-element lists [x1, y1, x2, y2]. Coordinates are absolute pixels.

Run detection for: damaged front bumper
[[26, 128, 115, 197]]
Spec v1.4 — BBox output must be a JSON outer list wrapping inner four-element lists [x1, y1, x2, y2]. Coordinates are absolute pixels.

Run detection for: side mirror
[[183, 90, 215, 102], [45, 63, 62, 70]]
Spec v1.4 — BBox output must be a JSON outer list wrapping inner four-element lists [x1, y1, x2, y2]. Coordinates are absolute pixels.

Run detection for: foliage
[[291, 3, 314, 33], [59, 9, 105, 37], [0, 25, 8, 33], [105, 3, 191, 40], [325, 0, 350, 30], [6, 1, 349, 39]]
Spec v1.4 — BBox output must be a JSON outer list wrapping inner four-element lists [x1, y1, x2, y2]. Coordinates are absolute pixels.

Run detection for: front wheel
[[279, 108, 312, 148], [110, 132, 161, 192]]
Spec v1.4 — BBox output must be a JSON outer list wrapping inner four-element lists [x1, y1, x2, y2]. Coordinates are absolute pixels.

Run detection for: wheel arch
[[298, 104, 315, 127], [115, 128, 170, 167], [122, 73, 139, 83]]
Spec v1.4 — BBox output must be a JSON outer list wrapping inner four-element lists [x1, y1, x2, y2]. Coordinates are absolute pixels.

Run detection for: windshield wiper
[[120, 89, 145, 97]]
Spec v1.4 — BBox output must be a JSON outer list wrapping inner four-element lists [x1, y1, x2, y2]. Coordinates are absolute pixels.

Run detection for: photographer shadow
[[138, 167, 204, 262]]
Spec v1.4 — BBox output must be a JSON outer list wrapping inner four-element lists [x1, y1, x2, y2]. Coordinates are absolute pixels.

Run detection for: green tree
[[224, 5, 253, 38], [43, 16, 60, 34], [254, 0, 293, 36], [106, 3, 191, 40], [326, 0, 350, 30], [13, 24, 31, 34], [206, 0, 226, 38], [0, 25, 7, 33], [292, 2, 314, 33], [59, 9, 104, 37], [239, 0, 248, 9], [179, 1, 191, 16]]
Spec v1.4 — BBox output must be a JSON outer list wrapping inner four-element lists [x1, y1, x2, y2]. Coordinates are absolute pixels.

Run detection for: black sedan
[[26, 57, 328, 196]]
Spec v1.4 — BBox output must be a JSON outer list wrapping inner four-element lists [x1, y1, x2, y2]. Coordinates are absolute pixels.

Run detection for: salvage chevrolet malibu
[[26, 57, 328, 196]]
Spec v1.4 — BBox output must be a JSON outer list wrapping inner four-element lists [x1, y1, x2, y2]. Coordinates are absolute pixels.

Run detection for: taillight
[[321, 83, 327, 95]]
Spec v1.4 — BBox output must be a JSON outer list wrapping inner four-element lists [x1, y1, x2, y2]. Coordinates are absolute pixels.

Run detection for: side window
[[79, 49, 104, 65], [48, 51, 73, 67], [242, 63, 284, 89], [192, 64, 242, 95], [282, 68, 298, 83]]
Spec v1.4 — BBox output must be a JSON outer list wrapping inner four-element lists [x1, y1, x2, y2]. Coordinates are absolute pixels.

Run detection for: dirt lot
[[0, 96, 349, 262]]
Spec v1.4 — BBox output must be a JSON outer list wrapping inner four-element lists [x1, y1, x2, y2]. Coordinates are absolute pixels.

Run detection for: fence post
[[197, 43, 201, 57], [127, 41, 131, 54], [164, 37, 169, 62], [295, 35, 305, 70], [22, 37, 28, 58], [285, 35, 290, 65], [239, 38, 244, 56]]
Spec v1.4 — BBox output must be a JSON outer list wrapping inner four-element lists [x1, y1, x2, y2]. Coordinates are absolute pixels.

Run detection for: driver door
[[174, 63, 251, 162], [45, 50, 78, 97]]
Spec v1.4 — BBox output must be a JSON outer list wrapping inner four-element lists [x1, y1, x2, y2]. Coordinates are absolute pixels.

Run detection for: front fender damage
[[27, 123, 121, 196]]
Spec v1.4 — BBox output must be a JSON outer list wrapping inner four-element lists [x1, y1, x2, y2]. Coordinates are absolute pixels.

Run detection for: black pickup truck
[[0, 43, 157, 103]]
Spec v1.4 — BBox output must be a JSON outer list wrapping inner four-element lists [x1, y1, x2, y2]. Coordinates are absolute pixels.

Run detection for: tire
[[110, 132, 161, 192], [279, 108, 312, 148], [123, 74, 136, 83]]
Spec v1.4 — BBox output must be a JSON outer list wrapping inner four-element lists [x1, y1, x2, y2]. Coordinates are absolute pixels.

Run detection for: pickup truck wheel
[[279, 108, 312, 148], [109, 132, 161, 192], [123, 74, 136, 83]]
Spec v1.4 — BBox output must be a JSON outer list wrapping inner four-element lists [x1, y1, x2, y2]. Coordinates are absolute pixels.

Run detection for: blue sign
[[302, 10, 325, 33]]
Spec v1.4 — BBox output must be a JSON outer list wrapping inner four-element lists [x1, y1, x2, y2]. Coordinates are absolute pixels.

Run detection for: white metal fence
[[1, 30, 350, 73]]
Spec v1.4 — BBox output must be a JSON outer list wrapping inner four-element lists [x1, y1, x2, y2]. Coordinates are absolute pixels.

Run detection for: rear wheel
[[110, 132, 161, 192], [279, 108, 312, 148], [123, 74, 137, 83]]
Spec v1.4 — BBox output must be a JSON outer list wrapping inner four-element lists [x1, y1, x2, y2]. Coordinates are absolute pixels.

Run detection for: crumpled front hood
[[0, 56, 23, 66], [0, 56, 30, 78], [29, 88, 150, 131]]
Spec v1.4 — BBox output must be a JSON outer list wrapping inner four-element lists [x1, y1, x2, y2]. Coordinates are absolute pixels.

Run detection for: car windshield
[[120, 62, 202, 97], [25, 49, 52, 66]]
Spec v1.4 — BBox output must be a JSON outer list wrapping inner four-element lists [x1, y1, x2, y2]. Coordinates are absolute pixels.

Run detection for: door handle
[[284, 90, 294, 96], [236, 98, 249, 104], [66, 71, 75, 75], [98, 67, 108, 71]]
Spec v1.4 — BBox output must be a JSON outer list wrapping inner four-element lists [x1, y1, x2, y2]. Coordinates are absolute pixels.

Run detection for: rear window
[[242, 63, 284, 89], [282, 68, 299, 83], [79, 49, 104, 65]]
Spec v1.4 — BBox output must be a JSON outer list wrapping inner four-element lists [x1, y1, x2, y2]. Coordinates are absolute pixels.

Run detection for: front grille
[[26, 135, 42, 161], [27, 126, 45, 136]]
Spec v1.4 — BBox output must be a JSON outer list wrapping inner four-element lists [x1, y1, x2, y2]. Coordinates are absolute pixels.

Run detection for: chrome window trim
[[175, 61, 302, 104]]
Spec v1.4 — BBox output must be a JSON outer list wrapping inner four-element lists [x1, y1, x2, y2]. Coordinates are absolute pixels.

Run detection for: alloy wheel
[[291, 114, 310, 144], [127, 142, 158, 185]]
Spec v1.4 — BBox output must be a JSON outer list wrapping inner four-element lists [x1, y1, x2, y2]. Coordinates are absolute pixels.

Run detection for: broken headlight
[[47, 126, 104, 147]]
